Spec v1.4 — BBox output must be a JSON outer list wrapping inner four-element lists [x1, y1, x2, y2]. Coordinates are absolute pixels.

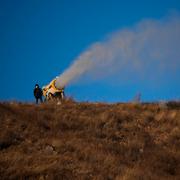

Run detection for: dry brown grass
[[0, 100, 179, 179]]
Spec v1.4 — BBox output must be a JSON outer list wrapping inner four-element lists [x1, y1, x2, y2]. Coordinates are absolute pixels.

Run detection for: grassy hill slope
[[0, 101, 179, 179]]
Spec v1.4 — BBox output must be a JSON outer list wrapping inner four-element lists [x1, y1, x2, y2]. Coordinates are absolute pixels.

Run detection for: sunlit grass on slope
[[0, 100, 179, 179]]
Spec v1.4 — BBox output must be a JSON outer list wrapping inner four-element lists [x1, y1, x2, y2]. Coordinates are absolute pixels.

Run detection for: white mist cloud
[[55, 13, 180, 89]]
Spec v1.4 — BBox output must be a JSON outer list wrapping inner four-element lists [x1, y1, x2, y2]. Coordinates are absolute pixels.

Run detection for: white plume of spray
[[55, 13, 180, 89]]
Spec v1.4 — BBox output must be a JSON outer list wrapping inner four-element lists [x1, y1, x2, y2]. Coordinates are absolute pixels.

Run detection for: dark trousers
[[35, 97, 43, 104]]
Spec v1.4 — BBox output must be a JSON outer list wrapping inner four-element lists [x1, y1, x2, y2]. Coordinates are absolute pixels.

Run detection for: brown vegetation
[[0, 101, 179, 179]]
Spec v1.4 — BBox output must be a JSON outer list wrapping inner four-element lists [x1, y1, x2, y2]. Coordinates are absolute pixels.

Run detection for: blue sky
[[0, 0, 180, 102]]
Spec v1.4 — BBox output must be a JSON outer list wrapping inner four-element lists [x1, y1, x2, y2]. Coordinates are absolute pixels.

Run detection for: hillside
[[0, 101, 179, 180]]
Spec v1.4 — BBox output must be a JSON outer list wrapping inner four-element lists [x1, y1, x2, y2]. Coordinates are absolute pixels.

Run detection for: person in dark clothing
[[33, 84, 43, 104]]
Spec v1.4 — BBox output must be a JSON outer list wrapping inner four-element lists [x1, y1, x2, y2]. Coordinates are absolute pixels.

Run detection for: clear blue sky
[[0, 0, 180, 102]]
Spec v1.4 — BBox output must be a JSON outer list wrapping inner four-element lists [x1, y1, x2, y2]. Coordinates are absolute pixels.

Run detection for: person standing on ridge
[[33, 84, 43, 104]]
